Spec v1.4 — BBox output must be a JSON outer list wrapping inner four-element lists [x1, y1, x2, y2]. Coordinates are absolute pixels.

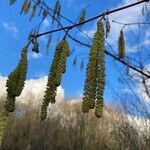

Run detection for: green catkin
[[9, 0, 17, 5], [106, 19, 111, 38], [82, 22, 103, 111], [29, 4, 37, 21], [95, 22, 105, 118], [20, 0, 29, 14], [118, 30, 125, 58], [40, 39, 70, 120], [52, 0, 60, 23], [79, 9, 86, 27], [15, 46, 28, 96], [5, 46, 28, 112], [46, 34, 52, 55], [24, 0, 31, 14], [55, 40, 70, 85]]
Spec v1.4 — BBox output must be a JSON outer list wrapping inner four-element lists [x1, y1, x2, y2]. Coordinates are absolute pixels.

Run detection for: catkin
[[95, 22, 105, 118], [82, 21, 105, 118], [5, 46, 28, 112], [20, 0, 29, 14], [79, 9, 86, 27], [118, 30, 125, 58], [40, 39, 70, 120], [29, 4, 37, 21], [106, 19, 111, 38]]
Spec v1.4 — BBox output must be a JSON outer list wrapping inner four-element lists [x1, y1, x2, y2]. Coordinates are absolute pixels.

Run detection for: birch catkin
[[5, 46, 28, 112], [95, 22, 105, 118], [118, 30, 125, 58], [82, 21, 105, 118], [40, 39, 70, 120]]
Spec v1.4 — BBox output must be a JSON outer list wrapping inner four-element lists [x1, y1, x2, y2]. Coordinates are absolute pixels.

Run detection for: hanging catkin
[[82, 21, 101, 112], [40, 39, 70, 120], [5, 46, 28, 112], [82, 21, 105, 118], [46, 34, 52, 55], [29, 4, 37, 21], [52, 0, 61, 24], [95, 22, 105, 118], [118, 30, 125, 58], [79, 9, 86, 27], [24, 0, 31, 14], [105, 19, 111, 38], [20, 0, 29, 14]]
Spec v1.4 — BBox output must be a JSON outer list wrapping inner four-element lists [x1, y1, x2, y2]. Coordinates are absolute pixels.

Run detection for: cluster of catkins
[[5, 47, 28, 112], [82, 21, 105, 118], [40, 39, 70, 120]]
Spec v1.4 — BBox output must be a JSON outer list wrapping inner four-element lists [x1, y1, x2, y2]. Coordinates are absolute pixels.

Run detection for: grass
[[0, 100, 149, 150]]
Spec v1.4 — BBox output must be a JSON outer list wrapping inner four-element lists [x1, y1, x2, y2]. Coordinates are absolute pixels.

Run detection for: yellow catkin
[[118, 30, 125, 58]]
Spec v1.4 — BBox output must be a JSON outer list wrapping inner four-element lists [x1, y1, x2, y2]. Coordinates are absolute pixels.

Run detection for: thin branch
[[112, 20, 150, 26], [31, 0, 150, 78], [36, 0, 149, 37]]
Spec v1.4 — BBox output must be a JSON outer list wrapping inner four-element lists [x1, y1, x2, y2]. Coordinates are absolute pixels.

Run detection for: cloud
[[1, 21, 18, 38], [43, 18, 51, 28], [0, 75, 65, 108], [82, 0, 145, 53], [29, 53, 43, 59], [81, 29, 95, 38], [129, 64, 150, 103], [107, 0, 144, 47]]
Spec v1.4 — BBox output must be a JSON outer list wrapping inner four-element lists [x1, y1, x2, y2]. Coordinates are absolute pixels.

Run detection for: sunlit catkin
[[40, 39, 70, 120], [20, 0, 29, 14], [118, 30, 125, 58], [82, 21, 105, 118], [79, 9, 86, 27], [5, 46, 28, 112], [106, 19, 111, 38], [95, 22, 105, 118], [82, 21, 103, 111], [29, 4, 37, 21]]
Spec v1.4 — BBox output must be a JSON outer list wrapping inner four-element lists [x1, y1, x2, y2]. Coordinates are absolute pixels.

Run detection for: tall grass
[[0, 100, 149, 150]]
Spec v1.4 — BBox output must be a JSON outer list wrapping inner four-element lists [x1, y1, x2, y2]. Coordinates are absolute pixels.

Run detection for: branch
[[31, 0, 150, 78], [36, 0, 149, 37], [112, 20, 150, 26]]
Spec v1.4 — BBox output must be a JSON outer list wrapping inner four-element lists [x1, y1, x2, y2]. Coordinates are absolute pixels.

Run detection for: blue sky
[[0, 0, 150, 104]]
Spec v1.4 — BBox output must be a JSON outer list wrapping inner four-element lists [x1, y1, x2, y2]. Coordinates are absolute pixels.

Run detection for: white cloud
[[83, 0, 145, 53], [0, 76, 65, 108], [29, 53, 43, 59], [108, 0, 144, 47], [129, 64, 150, 103], [81, 29, 95, 38], [43, 18, 51, 28], [1, 21, 18, 38]]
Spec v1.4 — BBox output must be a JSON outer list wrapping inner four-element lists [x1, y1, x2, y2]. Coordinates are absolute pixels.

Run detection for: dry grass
[[0, 100, 149, 150]]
